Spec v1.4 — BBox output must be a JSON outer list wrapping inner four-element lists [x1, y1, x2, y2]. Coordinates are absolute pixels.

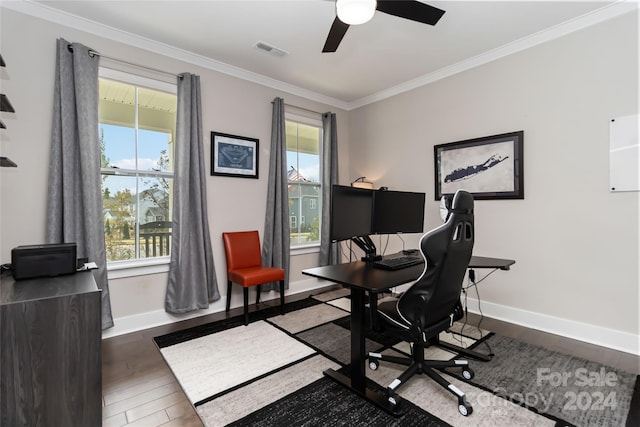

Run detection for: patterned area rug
[[462, 335, 638, 427], [158, 320, 316, 404], [154, 289, 639, 426]]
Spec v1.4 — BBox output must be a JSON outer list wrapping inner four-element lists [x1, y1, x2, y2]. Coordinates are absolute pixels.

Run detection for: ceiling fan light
[[336, 0, 376, 25]]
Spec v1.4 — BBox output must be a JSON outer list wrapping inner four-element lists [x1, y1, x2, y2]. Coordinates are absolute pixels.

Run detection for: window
[[286, 114, 322, 247], [98, 71, 177, 265]]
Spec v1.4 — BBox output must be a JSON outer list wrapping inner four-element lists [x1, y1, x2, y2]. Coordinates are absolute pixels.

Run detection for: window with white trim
[[98, 71, 177, 266], [286, 114, 322, 248]]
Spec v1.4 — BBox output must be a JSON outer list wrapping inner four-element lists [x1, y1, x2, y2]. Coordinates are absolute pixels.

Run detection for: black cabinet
[[1, 271, 102, 426]]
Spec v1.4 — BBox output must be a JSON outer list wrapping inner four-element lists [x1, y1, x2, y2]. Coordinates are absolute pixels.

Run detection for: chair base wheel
[[462, 367, 474, 380], [387, 392, 401, 409], [369, 359, 379, 371], [458, 401, 473, 416]]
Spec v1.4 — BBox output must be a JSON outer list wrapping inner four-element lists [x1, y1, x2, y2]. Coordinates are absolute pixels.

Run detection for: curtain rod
[[67, 44, 183, 79], [283, 103, 326, 116]]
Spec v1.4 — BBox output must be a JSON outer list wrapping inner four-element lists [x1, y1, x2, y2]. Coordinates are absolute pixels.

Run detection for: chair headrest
[[450, 190, 474, 214]]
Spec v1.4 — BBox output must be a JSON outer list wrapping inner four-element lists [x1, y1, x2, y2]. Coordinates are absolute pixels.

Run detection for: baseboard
[[101, 278, 331, 339], [103, 280, 639, 357], [465, 297, 640, 356]]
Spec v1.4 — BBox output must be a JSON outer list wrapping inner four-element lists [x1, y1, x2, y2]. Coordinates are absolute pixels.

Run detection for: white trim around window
[[291, 244, 320, 256], [99, 66, 176, 278], [99, 67, 177, 94], [107, 256, 171, 279]]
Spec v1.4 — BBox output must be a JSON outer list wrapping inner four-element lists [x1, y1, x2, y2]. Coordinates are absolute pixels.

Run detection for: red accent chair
[[222, 231, 285, 325]]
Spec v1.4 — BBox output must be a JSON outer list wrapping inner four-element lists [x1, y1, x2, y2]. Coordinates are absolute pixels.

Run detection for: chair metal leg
[[243, 287, 249, 325], [423, 367, 473, 415], [279, 280, 285, 315], [368, 341, 474, 416], [226, 280, 232, 312], [387, 362, 421, 392], [429, 335, 493, 361], [255, 285, 261, 305], [368, 352, 412, 367]]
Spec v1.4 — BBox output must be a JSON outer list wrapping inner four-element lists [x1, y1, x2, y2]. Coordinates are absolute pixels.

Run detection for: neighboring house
[[287, 166, 320, 231], [139, 188, 169, 225], [103, 209, 115, 222], [144, 207, 166, 223], [103, 207, 134, 228]]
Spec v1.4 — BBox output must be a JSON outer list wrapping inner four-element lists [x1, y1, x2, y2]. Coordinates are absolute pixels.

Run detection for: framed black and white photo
[[211, 132, 259, 179], [434, 131, 524, 200]]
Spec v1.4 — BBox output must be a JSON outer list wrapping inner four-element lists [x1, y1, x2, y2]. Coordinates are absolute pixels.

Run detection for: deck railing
[[139, 221, 172, 257]]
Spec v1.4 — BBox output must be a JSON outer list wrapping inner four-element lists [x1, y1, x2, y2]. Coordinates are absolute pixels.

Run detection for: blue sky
[[101, 124, 171, 171], [287, 151, 320, 182], [101, 124, 171, 196]]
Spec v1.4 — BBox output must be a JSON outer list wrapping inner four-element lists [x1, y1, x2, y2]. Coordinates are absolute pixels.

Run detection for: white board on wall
[[610, 114, 639, 192]]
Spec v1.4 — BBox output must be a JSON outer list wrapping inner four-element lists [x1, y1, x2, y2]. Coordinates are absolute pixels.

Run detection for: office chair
[[222, 230, 285, 326], [368, 190, 475, 416]]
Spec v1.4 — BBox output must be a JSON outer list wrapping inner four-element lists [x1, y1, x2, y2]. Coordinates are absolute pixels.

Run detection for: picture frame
[[434, 131, 524, 200], [211, 132, 259, 179]]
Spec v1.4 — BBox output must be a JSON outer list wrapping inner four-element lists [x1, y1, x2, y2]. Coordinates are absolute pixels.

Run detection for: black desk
[[302, 255, 515, 413]]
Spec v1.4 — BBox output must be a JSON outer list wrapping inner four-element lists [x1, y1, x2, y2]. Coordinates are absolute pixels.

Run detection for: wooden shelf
[[0, 94, 14, 113], [0, 157, 17, 167], [1, 53, 16, 167]]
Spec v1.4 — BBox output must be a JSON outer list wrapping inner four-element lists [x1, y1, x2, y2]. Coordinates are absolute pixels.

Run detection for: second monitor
[[330, 185, 426, 261], [372, 189, 426, 235]]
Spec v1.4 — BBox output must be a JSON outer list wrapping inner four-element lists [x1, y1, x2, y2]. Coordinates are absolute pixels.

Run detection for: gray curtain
[[46, 38, 113, 329], [319, 112, 340, 266], [165, 73, 220, 313], [262, 97, 290, 291]]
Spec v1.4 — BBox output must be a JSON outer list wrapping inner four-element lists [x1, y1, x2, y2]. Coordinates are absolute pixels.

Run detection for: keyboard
[[373, 255, 424, 270]]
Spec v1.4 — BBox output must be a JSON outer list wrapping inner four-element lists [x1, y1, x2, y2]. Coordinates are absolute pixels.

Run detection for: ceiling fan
[[323, 0, 445, 53]]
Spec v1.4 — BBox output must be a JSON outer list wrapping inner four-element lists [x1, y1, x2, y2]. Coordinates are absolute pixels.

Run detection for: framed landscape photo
[[434, 131, 524, 200], [211, 132, 259, 179]]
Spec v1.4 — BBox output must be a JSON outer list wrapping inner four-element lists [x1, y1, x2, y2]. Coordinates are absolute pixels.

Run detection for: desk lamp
[[351, 176, 374, 189]]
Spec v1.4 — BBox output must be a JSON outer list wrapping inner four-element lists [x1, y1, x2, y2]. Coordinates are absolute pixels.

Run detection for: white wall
[[349, 11, 639, 352], [0, 9, 349, 336]]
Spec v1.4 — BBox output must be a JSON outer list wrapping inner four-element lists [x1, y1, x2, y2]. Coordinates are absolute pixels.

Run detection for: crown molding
[[1, 0, 351, 110], [2, 0, 637, 111]]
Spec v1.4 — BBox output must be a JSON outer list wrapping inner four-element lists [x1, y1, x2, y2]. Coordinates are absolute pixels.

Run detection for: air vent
[[254, 41, 288, 58]]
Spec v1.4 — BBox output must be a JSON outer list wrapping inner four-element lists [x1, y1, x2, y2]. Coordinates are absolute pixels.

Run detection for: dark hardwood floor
[[101, 289, 639, 426]]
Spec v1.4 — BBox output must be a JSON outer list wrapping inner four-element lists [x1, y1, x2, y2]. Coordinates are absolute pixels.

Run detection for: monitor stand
[[351, 236, 382, 262]]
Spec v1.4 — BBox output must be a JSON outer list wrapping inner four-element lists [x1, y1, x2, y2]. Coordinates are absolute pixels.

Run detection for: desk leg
[[351, 288, 366, 391], [369, 292, 383, 331], [323, 287, 399, 414]]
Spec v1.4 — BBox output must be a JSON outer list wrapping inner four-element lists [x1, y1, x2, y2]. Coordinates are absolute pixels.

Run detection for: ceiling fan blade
[[323, 17, 350, 53], [376, 0, 445, 26]]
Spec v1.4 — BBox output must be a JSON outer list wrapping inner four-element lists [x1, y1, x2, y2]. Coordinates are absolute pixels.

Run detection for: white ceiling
[[9, 0, 634, 109]]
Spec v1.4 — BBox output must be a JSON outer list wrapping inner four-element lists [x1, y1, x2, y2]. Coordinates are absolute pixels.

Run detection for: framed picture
[[434, 131, 524, 200], [211, 132, 259, 179]]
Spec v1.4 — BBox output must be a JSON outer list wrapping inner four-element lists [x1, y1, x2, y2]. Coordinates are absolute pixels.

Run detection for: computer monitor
[[372, 190, 426, 235], [330, 185, 374, 242]]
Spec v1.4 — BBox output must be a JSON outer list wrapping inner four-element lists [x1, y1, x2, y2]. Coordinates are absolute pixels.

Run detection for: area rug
[[463, 334, 638, 427], [154, 289, 639, 426], [158, 320, 316, 404]]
